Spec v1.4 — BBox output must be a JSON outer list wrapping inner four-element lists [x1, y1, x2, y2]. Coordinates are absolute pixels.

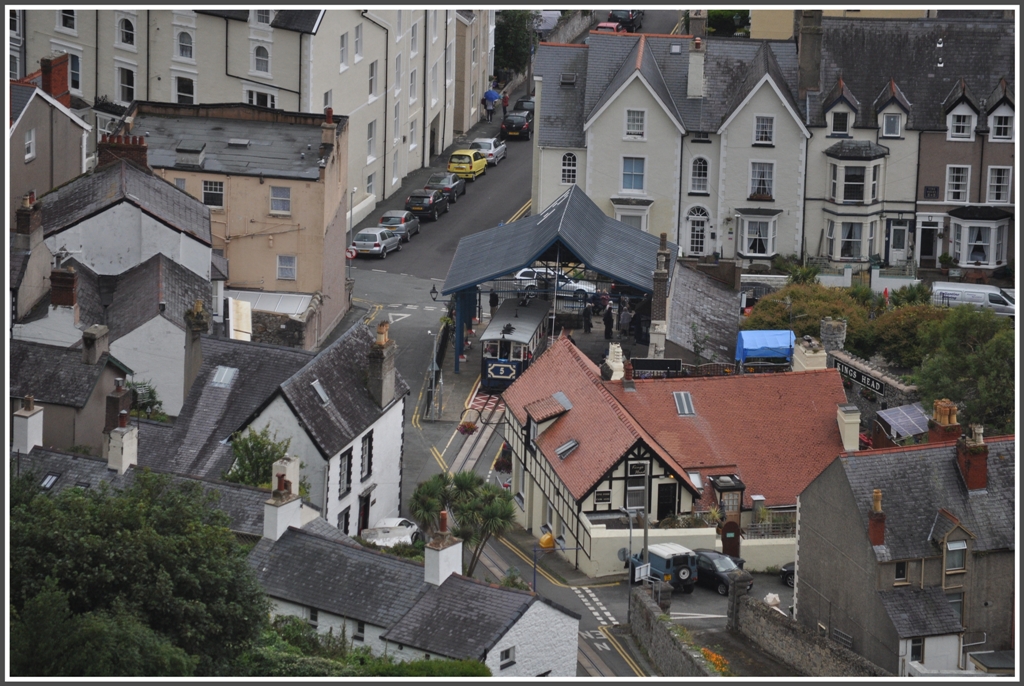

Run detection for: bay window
[[839, 222, 863, 258], [966, 226, 990, 264], [843, 166, 865, 202], [871, 166, 879, 201], [950, 221, 1007, 268], [739, 216, 776, 257]]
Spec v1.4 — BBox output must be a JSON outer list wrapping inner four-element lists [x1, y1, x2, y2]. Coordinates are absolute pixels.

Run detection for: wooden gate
[[721, 520, 742, 559]]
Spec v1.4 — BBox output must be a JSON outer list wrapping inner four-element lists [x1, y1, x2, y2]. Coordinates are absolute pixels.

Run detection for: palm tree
[[461, 484, 517, 577], [408, 473, 453, 535]]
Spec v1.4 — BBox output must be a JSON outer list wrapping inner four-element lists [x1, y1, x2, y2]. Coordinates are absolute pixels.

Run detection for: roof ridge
[[286, 525, 425, 566], [849, 434, 1015, 457], [635, 34, 645, 70]]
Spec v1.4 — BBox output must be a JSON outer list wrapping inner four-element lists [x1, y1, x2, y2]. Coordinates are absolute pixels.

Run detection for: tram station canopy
[[441, 185, 677, 296]]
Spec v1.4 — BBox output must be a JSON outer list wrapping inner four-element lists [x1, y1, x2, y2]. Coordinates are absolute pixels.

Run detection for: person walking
[[603, 304, 614, 340], [618, 306, 633, 339], [582, 302, 593, 334], [502, 92, 510, 118], [489, 288, 499, 320], [485, 97, 494, 122]]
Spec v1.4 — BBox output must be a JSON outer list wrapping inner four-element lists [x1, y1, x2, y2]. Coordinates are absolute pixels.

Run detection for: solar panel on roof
[[877, 402, 929, 439]]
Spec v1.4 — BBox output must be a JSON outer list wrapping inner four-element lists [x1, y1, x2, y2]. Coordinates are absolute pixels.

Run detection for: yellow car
[[447, 149, 488, 181]]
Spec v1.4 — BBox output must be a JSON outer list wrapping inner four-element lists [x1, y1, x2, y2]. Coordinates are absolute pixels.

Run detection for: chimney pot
[[24, 395, 35, 411], [439, 509, 448, 533], [872, 488, 882, 513], [326, 107, 334, 124], [623, 359, 634, 381], [118, 410, 129, 428]]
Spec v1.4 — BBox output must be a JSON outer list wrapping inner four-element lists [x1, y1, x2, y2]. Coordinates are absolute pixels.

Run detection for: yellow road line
[[494, 536, 620, 589], [599, 625, 645, 676], [463, 375, 482, 409], [490, 444, 503, 470], [508, 199, 531, 222], [430, 446, 448, 471]]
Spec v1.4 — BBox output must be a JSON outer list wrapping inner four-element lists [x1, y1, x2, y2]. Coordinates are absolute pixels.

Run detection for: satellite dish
[[617, 547, 630, 562]]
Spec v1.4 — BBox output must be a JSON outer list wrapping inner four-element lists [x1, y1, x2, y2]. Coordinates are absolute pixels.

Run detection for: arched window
[[177, 32, 193, 59], [687, 206, 710, 255], [690, 157, 708, 193], [119, 18, 134, 45], [561, 152, 577, 185], [254, 46, 269, 73]]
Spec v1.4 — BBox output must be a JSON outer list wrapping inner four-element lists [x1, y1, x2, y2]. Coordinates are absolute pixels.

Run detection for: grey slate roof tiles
[[535, 45, 589, 148], [211, 253, 229, 281], [270, 10, 322, 33], [878, 586, 963, 638], [40, 160, 211, 244], [279, 323, 410, 459], [10, 340, 131, 408], [841, 438, 1015, 562], [10, 83, 35, 121], [823, 140, 890, 160], [667, 263, 739, 363]]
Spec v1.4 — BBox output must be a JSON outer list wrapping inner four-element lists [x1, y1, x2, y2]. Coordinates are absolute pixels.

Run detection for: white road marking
[[671, 612, 728, 620], [388, 313, 411, 323], [405, 304, 418, 309], [372, 269, 387, 273]]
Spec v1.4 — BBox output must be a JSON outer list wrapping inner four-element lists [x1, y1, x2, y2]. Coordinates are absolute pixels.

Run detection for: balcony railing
[[744, 521, 796, 539]]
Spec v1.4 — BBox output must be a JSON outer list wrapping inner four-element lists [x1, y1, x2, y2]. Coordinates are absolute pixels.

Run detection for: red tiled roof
[[524, 396, 568, 423], [604, 369, 848, 508], [503, 339, 698, 500]]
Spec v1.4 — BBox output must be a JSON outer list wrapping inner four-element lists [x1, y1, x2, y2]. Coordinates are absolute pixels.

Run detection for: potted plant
[[938, 253, 954, 274]]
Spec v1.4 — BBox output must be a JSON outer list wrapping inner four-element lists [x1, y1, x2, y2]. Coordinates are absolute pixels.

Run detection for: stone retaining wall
[[544, 10, 598, 45], [628, 587, 716, 677], [251, 311, 306, 348]]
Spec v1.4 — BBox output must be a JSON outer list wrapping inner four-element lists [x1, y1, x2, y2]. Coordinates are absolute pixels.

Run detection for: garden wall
[[628, 587, 717, 677], [828, 349, 919, 429]]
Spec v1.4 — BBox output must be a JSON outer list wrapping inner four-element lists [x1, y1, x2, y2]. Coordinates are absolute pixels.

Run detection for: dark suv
[[404, 189, 449, 221], [628, 542, 698, 593], [608, 10, 642, 32]]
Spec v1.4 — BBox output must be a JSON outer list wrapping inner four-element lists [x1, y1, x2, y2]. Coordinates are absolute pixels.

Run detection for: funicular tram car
[[479, 298, 549, 392]]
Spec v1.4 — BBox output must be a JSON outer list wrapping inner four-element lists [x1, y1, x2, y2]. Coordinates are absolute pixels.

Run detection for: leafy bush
[[872, 305, 947, 369], [888, 282, 932, 307], [367, 659, 492, 677], [223, 424, 291, 488]]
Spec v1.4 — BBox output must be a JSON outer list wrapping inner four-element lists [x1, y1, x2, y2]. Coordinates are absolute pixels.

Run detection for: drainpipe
[[95, 10, 100, 117], [361, 11, 389, 192], [421, 15, 429, 157], [913, 129, 923, 264], [224, 18, 300, 99], [442, 11, 449, 156], [960, 632, 987, 670], [146, 11, 150, 99], [677, 133, 686, 253]]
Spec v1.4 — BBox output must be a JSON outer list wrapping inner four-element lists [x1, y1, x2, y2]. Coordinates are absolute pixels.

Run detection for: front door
[[888, 220, 908, 265], [721, 520, 741, 559], [919, 222, 939, 268], [689, 217, 707, 256], [358, 494, 371, 535], [657, 482, 677, 521]]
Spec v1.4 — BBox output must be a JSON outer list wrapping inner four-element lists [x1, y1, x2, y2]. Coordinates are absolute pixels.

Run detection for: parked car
[[500, 111, 534, 141], [359, 517, 424, 547], [780, 561, 795, 588], [693, 548, 754, 596], [447, 149, 488, 181], [513, 267, 596, 301], [930, 282, 1015, 318], [470, 137, 507, 166], [607, 10, 642, 32], [352, 227, 401, 259], [377, 210, 420, 243], [424, 171, 466, 203], [595, 21, 627, 33], [512, 97, 535, 114], [404, 189, 450, 221], [627, 542, 698, 593]]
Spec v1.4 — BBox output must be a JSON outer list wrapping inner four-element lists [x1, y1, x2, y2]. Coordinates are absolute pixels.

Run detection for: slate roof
[[605, 368, 848, 509], [249, 527, 431, 628], [586, 35, 683, 133], [383, 574, 579, 660], [39, 160, 211, 244], [139, 337, 314, 478], [442, 185, 677, 296], [300, 517, 361, 547], [10, 340, 132, 408], [823, 139, 889, 160], [195, 10, 249, 21], [534, 44, 589, 148], [10, 83, 35, 121], [811, 17, 1015, 130], [14, 446, 273, 538], [211, 253, 229, 281], [878, 586, 964, 638], [10, 249, 30, 291], [503, 338, 699, 501], [278, 323, 410, 458], [666, 263, 739, 363], [130, 107, 333, 180], [839, 437, 1015, 562], [271, 10, 322, 33]]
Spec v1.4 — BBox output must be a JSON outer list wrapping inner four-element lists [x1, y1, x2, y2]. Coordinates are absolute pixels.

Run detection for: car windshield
[[609, 11, 631, 20], [426, 174, 448, 185], [712, 556, 739, 573], [450, 154, 471, 163], [506, 116, 525, 124], [409, 192, 431, 200], [1000, 289, 1014, 304], [355, 232, 378, 242], [470, 142, 490, 150], [379, 217, 403, 225]]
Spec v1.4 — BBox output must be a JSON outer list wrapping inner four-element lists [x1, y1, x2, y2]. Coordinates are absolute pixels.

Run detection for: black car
[[404, 189, 449, 221], [500, 111, 534, 141], [512, 97, 535, 114], [780, 561, 795, 588], [693, 549, 754, 596], [423, 172, 466, 203], [608, 10, 642, 32]]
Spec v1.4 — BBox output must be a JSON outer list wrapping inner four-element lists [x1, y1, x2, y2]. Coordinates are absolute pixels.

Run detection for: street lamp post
[[621, 506, 636, 621]]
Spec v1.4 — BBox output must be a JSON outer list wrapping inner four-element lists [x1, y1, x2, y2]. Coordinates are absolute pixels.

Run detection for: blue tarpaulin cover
[[735, 330, 795, 363]]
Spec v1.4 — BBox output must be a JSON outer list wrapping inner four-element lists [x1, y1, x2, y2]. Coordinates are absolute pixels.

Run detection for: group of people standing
[[581, 292, 636, 341], [482, 77, 510, 123]]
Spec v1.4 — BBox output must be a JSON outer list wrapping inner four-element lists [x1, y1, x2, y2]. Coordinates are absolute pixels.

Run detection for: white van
[[931, 282, 1015, 317]]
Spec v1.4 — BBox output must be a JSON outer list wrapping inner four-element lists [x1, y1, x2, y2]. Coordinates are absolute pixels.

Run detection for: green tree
[[871, 305, 948, 369], [128, 379, 169, 422], [706, 10, 749, 36], [495, 10, 540, 74], [913, 307, 1015, 435], [224, 424, 292, 488], [742, 283, 873, 356], [10, 470, 271, 675]]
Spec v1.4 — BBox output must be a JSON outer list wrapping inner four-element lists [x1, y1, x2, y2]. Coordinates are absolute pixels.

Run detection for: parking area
[[668, 572, 794, 630]]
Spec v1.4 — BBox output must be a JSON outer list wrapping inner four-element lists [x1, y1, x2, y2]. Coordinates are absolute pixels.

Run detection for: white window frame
[[56, 10, 77, 36], [366, 172, 375, 197], [175, 30, 195, 62], [625, 108, 646, 139], [270, 186, 291, 215], [11, 9, 21, 37], [687, 205, 711, 255], [253, 44, 271, 75], [277, 254, 296, 281], [987, 105, 1014, 142], [831, 110, 850, 135], [255, 10, 272, 26], [690, 156, 709, 193], [868, 220, 876, 254], [10, 49, 20, 80], [843, 165, 866, 203], [203, 180, 224, 208], [116, 16, 136, 51], [472, 36, 478, 65], [561, 152, 577, 185], [396, 9, 403, 38], [987, 166, 1012, 204], [871, 165, 879, 202], [409, 120, 417, 151], [368, 60, 379, 100], [175, 75, 195, 104], [367, 119, 377, 162], [499, 646, 515, 669], [338, 450, 352, 498], [615, 210, 648, 232], [246, 86, 277, 109], [115, 63, 137, 105], [409, 67, 417, 104], [945, 165, 970, 203], [829, 163, 838, 200], [839, 221, 864, 259], [945, 539, 966, 572], [882, 112, 901, 137], [946, 103, 976, 142], [827, 220, 836, 257], [360, 431, 373, 479], [354, 23, 363, 61], [393, 101, 400, 142], [740, 216, 776, 257], [392, 150, 399, 185], [339, 33, 349, 71], [621, 156, 646, 193], [749, 160, 775, 199], [394, 53, 402, 95], [753, 114, 775, 144], [411, 22, 418, 56], [24, 128, 36, 162]]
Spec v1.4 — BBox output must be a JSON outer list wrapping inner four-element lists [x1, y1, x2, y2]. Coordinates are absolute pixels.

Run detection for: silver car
[[377, 210, 420, 243], [470, 137, 507, 166], [352, 227, 401, 259]]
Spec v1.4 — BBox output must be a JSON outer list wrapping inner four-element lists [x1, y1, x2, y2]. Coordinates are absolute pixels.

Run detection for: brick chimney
[[425, 510, 463, 586], [97, 134, 149, 169], [867, 488, 886, 546], [12, 396, 44, 454], [956, 425, 988, 491], [40, 53, 72, 107], [927, 398, 961, 444], [14, 194, 43, 245], [367, 321, 398, 409], [836, 403, 860, 452], [263, 455, 303, 541], [797, 10, 823, 100], [104, 377, 132, 430], [322, 107, 338, 145], [183, 300, 210, 402], [689, 9, 707, 37], [82, 324, 110, 365], [50, 267, 78, 307], [105, 410, 138, 475]]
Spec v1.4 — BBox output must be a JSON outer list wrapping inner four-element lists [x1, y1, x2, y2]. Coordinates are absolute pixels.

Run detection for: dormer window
[[882, 113, 901, 137], [951, 114, 971, 138], [946, 103, 977, 141], [988, 104, 1014, 142], [831, 111, 849, 135]]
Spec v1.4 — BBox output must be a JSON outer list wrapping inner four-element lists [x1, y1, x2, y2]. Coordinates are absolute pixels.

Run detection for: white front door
[[689, 217, 707, 255], [889, 221, 908, 265]]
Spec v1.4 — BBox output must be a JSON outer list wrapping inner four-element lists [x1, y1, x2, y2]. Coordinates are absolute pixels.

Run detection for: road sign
[[345, 247, 357, 259], [634, 563, 650, 583]]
